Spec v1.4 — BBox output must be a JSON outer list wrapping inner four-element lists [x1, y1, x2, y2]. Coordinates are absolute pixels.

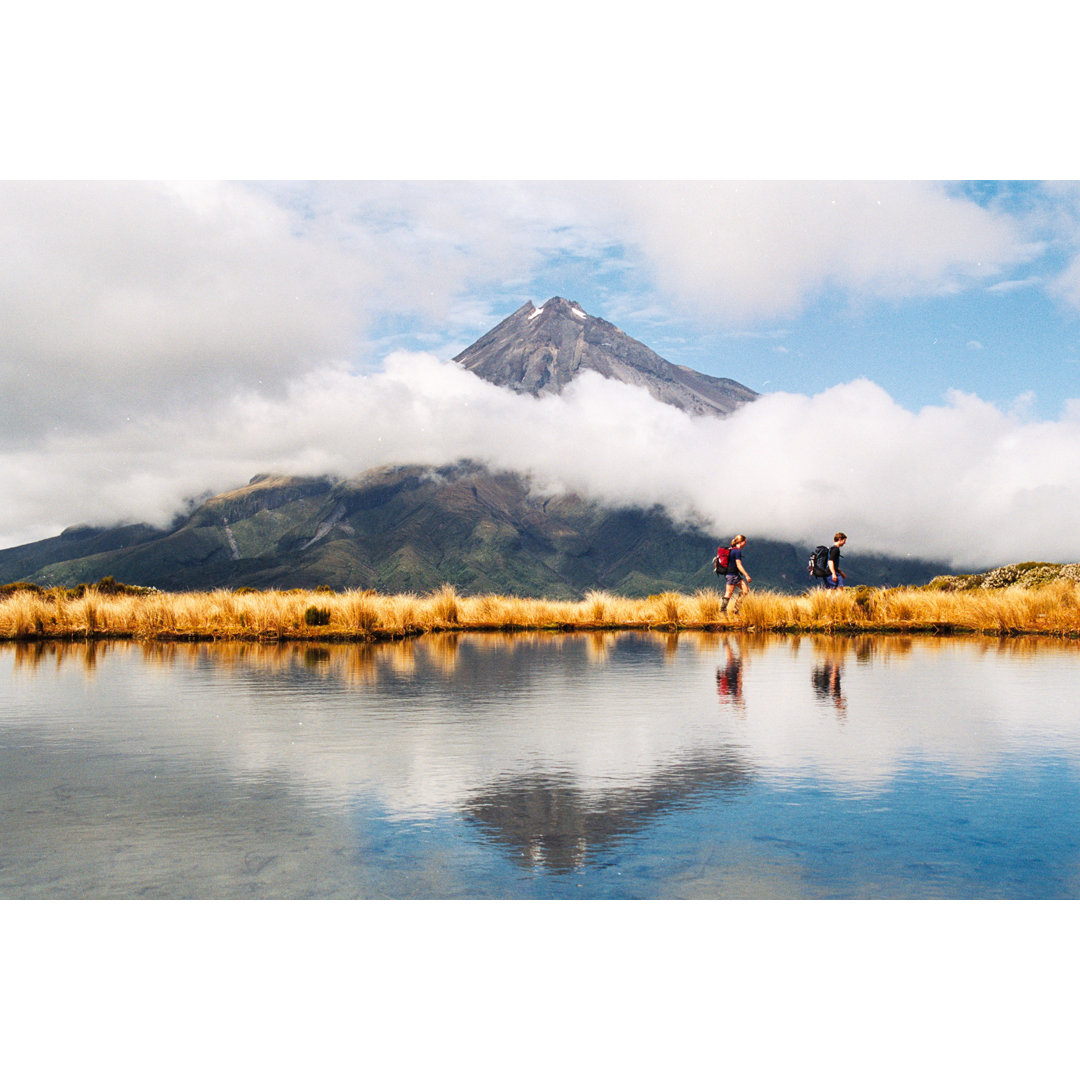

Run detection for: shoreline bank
[[3, 582, 1080, 642]]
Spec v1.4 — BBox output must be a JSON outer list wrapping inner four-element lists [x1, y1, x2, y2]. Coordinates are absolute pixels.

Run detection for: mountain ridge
[[453, 297, 756, 416], [0, 462, 953, 596]]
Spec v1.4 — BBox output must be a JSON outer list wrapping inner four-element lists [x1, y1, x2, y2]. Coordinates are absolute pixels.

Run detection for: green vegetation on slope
[[0, 463, 955, 597]]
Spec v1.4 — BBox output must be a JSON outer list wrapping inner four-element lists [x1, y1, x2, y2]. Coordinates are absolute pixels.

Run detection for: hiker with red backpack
[[714, 534, 751, 614]]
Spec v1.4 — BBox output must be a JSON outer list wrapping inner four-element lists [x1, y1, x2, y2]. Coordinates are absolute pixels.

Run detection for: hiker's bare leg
[[732, 580, 749, 613]]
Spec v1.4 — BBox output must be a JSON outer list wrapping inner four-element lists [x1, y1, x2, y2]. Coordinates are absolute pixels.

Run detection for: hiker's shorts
[[725, 573, 745, 588]]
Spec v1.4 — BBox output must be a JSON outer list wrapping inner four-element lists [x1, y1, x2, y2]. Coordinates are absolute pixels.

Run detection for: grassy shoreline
[[4, 580, 1080, 641]]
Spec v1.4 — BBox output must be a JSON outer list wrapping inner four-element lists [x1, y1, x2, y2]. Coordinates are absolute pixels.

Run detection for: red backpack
[[713, 546, 732, 575]]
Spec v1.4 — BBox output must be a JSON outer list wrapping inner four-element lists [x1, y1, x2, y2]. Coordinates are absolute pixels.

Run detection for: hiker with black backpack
[[714, 534, 751, 614], [809, 532, 847, 588]]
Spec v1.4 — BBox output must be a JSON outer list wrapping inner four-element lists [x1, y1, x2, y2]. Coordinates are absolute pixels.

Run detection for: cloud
[[1049, 252, 1080, 309], [584, 180, 1038, 323], [988, 277, 1042, 294], [0, 181, 372, 441], [4, 353, 1080, 570], [0, 180, 570, 443]]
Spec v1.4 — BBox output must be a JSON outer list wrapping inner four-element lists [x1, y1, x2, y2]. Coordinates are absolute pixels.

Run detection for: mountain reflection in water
[[465, 749, 754, 873]]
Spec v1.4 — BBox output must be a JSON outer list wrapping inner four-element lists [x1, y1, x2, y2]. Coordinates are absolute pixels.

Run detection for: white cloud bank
[[4, 353, 1080, 570]]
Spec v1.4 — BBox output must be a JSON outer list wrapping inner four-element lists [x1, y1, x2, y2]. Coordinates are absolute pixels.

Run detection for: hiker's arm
[[736, 557, 751, 582]]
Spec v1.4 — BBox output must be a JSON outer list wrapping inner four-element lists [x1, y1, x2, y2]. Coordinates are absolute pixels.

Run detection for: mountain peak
[[452, 298, 756, 417], [525, 296, 588, 320]]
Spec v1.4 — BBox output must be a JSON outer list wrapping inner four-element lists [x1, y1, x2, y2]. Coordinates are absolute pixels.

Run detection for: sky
[[4, 177, 1080, 570], [4, 4, 1080, 572]]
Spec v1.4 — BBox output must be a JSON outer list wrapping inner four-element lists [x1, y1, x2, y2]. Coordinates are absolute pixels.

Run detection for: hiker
[[812, 532, 848, 588], [719, 534, 751, 613]]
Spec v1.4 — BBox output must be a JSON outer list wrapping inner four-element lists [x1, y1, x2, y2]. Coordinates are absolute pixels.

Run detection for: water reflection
[[11, 629, 1067, 677], [4, 632, 1080, 898], [811, 658, 846, 714], [466, 749, 754, 873], [715, 638, 745, 709]]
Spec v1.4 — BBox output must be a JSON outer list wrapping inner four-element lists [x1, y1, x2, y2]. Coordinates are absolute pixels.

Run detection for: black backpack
[[808, 545, 830, 577]]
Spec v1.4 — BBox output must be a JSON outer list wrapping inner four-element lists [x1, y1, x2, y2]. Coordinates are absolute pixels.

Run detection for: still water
[[2, 631, 1079, 899]]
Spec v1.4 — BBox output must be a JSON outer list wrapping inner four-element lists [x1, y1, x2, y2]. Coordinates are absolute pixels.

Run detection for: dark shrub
[[0, 582, 43, 596], [304, 605, 331, 627]]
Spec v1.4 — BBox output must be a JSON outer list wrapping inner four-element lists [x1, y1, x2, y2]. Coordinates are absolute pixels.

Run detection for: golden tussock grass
[[3, 581, 1080, 642]]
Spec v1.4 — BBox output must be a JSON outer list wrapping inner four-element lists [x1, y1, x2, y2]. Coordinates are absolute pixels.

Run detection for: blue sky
[[348, 179, 1080, 419]]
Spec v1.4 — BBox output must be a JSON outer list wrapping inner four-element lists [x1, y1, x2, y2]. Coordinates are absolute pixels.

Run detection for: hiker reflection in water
[[719, 535, 751, 615], [812, 659, 846, 712], [715, 638, 745, 707]]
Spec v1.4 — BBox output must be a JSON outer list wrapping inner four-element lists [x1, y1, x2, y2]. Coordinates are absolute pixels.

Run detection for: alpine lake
[[3, 629, 1079, 899]]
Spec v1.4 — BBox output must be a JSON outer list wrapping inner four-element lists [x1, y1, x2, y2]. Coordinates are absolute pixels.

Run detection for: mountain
[[0, 298, 955, 594], [0, 463, 951, 596], [453, 296, 756, 416], [0, 522, 169, 584]]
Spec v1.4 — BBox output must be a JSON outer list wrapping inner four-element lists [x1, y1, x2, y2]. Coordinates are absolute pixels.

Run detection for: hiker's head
[[731, 534, 747, 547], [834, 532, 847, 545]]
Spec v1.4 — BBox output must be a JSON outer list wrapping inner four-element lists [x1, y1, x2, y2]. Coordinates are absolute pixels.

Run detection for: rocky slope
[[453, 297, 756, 416], [928, 563, 1080, 590]]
